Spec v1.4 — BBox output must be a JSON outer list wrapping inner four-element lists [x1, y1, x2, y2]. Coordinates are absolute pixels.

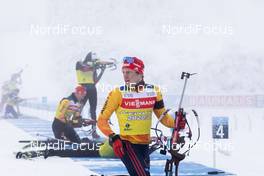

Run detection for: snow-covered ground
[[10, 102, 264, 176], [0, 109, 230, 176], [0, 118, 97, 176], [186, 107, 264, 176]]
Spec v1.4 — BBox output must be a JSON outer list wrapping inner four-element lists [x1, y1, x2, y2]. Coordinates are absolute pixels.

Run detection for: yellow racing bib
[[116, 89, 157, 135]]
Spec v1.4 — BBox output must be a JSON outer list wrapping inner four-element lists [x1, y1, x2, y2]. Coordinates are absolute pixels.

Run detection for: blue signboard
[[212, 117, 229, 139]]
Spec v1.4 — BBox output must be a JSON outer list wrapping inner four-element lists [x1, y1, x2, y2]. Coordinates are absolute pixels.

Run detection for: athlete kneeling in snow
[[98, 57, 183, 176], [52, 85, 96, 143]]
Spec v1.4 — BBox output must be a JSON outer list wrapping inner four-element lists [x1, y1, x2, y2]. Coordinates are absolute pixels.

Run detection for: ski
[[15, 150, 47, 160]]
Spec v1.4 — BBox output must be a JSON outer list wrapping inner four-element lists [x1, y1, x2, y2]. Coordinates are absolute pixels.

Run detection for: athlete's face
[[122, 68, 143, 85]]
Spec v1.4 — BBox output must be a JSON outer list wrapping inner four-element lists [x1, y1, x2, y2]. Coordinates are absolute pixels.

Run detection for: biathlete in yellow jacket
[[52, 85, 96, 143], [76, 51, 106, 139], [97, 57, 184, 176]]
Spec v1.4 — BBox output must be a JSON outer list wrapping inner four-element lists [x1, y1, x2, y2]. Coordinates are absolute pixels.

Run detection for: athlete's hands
[[109, 134, 124, 158]]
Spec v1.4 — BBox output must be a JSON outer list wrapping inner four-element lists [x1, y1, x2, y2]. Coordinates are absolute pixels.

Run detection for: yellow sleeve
[[55, 99, 70, 119], [97, 88, 121, 137], [153, 87, 174, 128]]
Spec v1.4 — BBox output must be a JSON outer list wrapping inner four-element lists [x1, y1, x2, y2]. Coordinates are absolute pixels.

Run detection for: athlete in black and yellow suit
[[98, 57, 175, 176], [52, 86, 87, 143], [76, 52, 106, 138]]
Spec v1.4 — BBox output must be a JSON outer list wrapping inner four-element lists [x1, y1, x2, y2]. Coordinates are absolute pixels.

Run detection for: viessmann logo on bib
[[121, 97, 156, 109]]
